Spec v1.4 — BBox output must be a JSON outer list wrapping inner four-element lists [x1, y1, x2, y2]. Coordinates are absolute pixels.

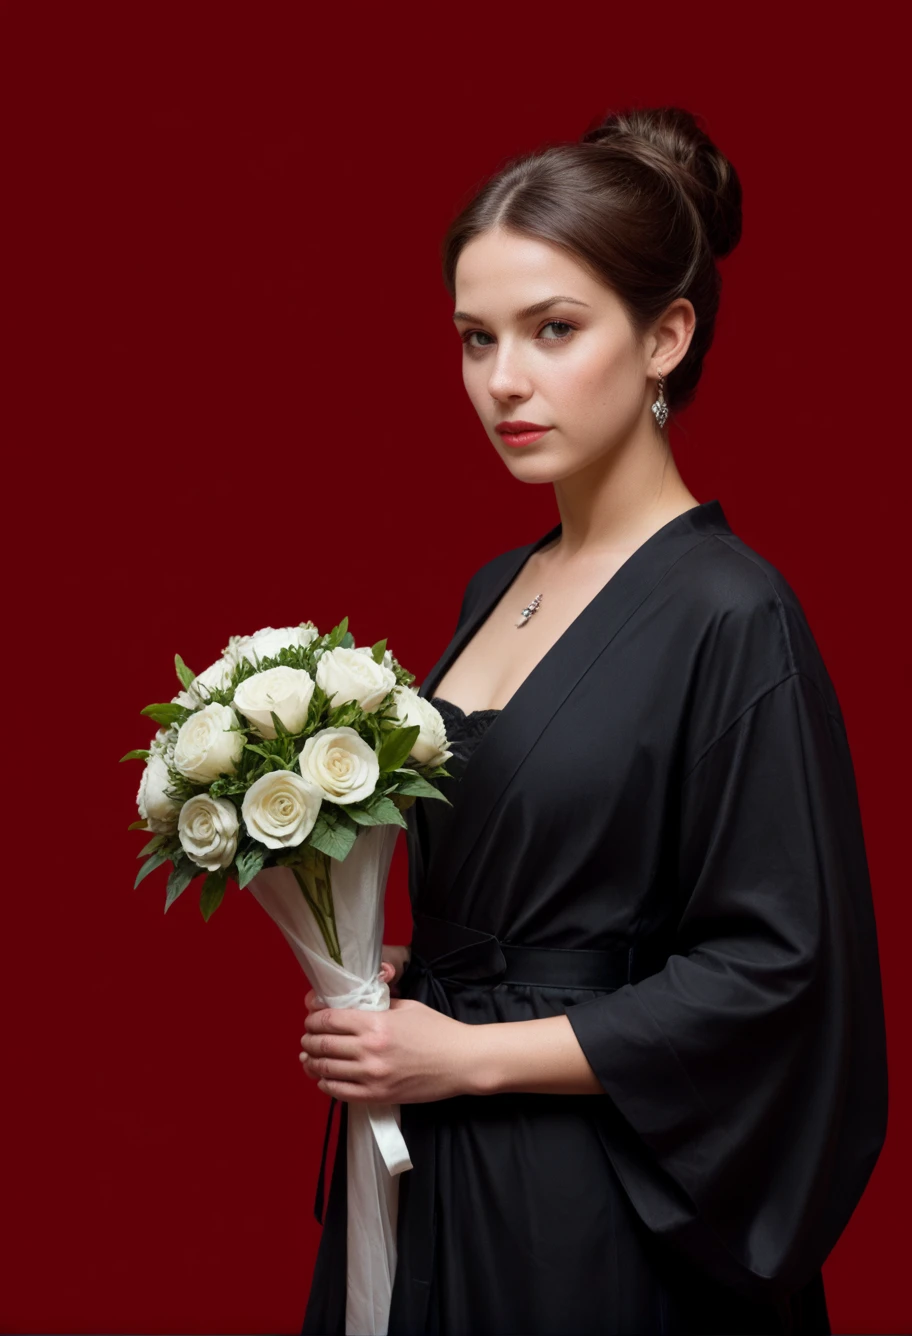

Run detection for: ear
[[647, 298, 696, 375]]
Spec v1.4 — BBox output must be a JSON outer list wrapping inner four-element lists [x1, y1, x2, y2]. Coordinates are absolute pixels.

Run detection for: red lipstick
[[495, 420, 552, 448]]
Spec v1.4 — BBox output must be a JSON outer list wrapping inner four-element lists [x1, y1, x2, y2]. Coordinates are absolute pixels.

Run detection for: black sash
[[311, 912, 666, 1229]]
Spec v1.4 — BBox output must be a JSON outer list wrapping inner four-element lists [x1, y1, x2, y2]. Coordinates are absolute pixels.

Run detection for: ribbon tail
[[367, 1102, 414, 1176]]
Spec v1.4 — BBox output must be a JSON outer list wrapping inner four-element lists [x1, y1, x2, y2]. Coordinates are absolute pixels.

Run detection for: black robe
[[302, 497, 888, 1336]]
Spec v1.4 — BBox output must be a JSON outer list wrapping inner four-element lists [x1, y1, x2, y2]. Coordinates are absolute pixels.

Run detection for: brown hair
[[441, 105, 742, 416]]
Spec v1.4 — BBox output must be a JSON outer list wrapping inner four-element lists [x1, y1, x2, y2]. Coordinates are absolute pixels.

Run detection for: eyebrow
[[452, 295, 592, 323]]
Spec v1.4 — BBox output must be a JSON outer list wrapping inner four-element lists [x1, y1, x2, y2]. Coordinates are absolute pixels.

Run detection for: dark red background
[[3, 4, 908, 1332]]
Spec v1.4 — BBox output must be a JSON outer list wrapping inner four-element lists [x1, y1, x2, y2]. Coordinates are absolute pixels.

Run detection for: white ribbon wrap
[[249, 821, 411, 1336]]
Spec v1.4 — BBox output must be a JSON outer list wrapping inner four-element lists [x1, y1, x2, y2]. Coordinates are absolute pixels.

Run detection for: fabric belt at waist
[[312, 911, 668, 1231], [406, 909, 643, 989]]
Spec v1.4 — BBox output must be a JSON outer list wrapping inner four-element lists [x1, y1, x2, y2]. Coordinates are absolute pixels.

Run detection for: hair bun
[[581, 105, 742, 260]]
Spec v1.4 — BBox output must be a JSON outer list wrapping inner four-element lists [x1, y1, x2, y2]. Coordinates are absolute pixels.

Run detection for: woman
[[298, 106, 888, 1335]]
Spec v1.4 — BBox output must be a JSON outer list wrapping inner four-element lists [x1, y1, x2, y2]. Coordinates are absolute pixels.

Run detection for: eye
[[460, 330, 495, 350], [538, 320, 575, 342], [460, 321, 576, 352]]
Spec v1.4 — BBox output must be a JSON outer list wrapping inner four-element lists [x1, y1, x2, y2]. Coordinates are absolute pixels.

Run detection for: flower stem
[[291, 848, 342, 966]]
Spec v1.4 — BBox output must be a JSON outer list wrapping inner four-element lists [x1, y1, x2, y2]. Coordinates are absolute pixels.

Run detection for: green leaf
[[127, 819, 149, 831], [134, 848, 171, 888], [340, 631, 355, 649], [308, 818, 358, 862], [235, 845, 267, 889], [137, 834, 168, 858], [164, 858, 198, 912], [377, 724, 420, 774], [393, 772, 450, 800], [363, 794, 408, 829], [174, 653, 196, 691], [345, 806, 383, 827], [270, 709, 291, 738], [199, 868, 228, 921], [141, 702, 191, 727], [371, 638, 388, 664], [243, 743, 277, 761], [243, 741, 294, 771], [120, 749, 150, 763], [325, 616, 349, 650]]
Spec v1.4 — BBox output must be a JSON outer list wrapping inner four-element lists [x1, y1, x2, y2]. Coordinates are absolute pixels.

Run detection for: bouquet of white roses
[[123, 618, 453, 1336]]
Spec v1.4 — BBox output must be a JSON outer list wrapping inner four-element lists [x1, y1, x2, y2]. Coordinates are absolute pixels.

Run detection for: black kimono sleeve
[[566, 669, 888, 1302]]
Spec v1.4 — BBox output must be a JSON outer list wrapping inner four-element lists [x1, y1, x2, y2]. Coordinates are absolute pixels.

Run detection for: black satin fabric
[[302, 498, 887, 1336]]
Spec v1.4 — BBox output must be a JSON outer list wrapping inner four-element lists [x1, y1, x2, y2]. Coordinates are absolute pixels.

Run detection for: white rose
[[315, 646, 397, 713], [137, 753, 182, 832], [232, 665, 315, 739], [226, 624, 318, 668], [171, 656, 235, 710], [297, 725, 380, 804], [390, 686, 453, 767], [178, 794, 239, 870], [173, 702, 245, 783], [241, 770, 322, 849]]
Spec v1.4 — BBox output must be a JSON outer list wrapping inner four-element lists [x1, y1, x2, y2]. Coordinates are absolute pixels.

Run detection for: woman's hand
[[299, 946, 481, 1103]]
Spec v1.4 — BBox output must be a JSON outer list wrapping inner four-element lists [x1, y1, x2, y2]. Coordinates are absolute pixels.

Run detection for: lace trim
[[429, 695, 501, 747]]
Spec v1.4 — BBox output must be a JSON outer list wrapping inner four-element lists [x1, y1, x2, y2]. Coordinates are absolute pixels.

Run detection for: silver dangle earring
[[651, 369, 669, 429]]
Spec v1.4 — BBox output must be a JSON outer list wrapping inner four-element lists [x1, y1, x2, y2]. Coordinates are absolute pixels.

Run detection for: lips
[[496, 420, 550, 434], [496, 420, 553, 449]]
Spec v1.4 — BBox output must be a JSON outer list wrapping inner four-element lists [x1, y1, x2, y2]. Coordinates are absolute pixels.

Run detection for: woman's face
[[453, 226, 658, 482]]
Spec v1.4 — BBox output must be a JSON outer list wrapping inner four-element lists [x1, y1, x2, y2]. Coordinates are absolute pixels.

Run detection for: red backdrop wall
[[3, 3, 907, 1333]]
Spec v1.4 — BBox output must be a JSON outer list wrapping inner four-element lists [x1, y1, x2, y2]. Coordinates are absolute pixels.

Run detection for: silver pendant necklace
[[515, 592, 543, 628]]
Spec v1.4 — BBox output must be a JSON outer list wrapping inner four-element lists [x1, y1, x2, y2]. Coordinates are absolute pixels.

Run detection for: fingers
[[300, 1053, 365, 1082], [300, 1032, 361, 1061], [316, 1078, 367, 1101]]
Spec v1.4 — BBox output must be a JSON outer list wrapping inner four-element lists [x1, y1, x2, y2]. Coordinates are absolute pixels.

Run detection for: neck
[[547, 422, 698, 563]]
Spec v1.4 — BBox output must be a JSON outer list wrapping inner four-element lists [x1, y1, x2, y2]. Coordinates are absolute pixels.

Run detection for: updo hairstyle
[[441, 105, 743, 415]]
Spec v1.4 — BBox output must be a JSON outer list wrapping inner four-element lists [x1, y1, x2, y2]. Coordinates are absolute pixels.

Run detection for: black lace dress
[[413, 696, 502, 862]]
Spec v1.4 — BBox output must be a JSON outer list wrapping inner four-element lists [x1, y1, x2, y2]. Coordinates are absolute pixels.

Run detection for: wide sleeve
[[565, 669, 888, 1303]]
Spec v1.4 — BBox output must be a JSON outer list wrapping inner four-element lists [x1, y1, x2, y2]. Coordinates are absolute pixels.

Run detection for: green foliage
[[270, 710, 291, 739], [120, 749, 150, 763], [174, 654, 196, 691], [236, 732, 299, 778], [325, 617, 349, 650], [393, 770, 452, 802], [141, 702, 192, 728], [234, 844, 268, 889], [163, 767, 196, 804], [164, 857, 198, 912], [326, 698, 363, 730], [371, 638, 387, 664], [199, 868, 228, 921], [308, 810, 358, 861], [363, 794, 408, 829], [134, 848, 171, 888], [378, 725, 420, 774], [137, 833, 168, 858], [127, 819, 149, 831]]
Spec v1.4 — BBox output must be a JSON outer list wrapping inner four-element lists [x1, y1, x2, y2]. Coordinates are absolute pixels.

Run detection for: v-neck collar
[[415, 497, 733, 906]]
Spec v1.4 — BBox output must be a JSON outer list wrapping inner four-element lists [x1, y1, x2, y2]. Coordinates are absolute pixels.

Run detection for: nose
[[485, 337, 532, 402]]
